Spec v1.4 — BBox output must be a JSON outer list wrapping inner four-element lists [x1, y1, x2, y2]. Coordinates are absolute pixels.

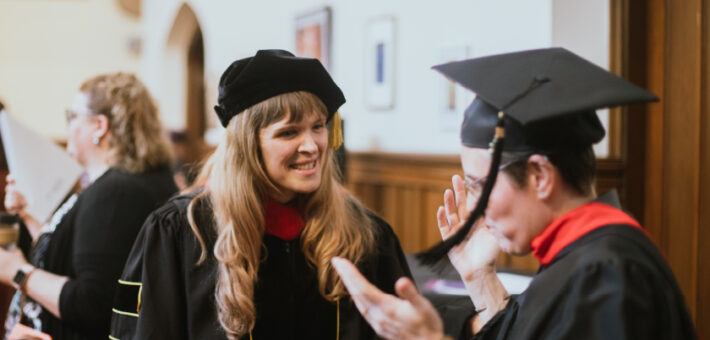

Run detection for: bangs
[[251, 91, 328, 128]]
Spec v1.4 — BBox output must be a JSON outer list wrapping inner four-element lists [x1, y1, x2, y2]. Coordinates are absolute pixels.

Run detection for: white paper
[[426, 272, 533, 296], [0, 111, 82, 223]]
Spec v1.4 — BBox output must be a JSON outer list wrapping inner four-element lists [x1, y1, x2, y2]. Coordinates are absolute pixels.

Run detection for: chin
[[292, 182, 321, 195], [497, 238, 531, 256], [505, 241, 533, 256], [508, 248, 533, 257]]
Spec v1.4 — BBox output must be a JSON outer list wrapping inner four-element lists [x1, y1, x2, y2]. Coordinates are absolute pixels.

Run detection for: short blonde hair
[[80, 72, 172, 173]]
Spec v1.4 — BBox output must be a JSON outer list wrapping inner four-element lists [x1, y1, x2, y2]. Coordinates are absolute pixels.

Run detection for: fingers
[[332, 257, 373, 316], [394, 277, 430, 312], [4, 183, 26, 213], [452, 175, 469, 218], [332, 256, 402, 338], [437, 206, 451, 239], [331, 257, 385, 305], [444, 189, 459, 228], [438, 175, 467, 240], [332, 257, 373, 293]]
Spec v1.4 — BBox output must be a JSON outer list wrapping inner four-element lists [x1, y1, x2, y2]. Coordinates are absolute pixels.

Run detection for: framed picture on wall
[[365, 16, 396, 110], [295, 7, 331, 70]]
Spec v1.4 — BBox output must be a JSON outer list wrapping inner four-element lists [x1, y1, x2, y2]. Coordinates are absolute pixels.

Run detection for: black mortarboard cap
[[214, 49, 345, 127], [418, 47, 658, 265]]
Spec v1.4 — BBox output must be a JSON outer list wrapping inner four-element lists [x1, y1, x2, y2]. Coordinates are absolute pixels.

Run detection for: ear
[[91, 114, 110, 143], [527, 154, 555, 200]]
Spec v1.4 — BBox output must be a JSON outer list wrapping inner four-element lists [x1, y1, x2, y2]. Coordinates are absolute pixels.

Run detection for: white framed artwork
[[365, 16, 396, 110], [295, 7, 332, 70]]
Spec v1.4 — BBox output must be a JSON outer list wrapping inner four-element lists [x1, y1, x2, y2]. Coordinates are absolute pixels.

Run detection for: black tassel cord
[[417, 76, 549, 266], [416, 118, 506, 266]]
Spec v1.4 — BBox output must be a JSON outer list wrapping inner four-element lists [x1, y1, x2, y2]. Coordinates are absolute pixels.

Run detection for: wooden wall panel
[[664, 0, 702, 316], [643, 0, 667, 246], [699, 0, 710, 328], [399, 188, 423, 252], [346, 152, 627, 274], [623, 0, 710, 335]]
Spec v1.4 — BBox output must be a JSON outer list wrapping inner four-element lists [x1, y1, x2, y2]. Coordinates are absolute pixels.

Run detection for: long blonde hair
[[80, 72, 173, 173], [188, 91, 376, 339]]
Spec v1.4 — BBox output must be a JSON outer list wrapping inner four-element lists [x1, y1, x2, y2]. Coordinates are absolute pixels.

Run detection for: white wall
[[0, 0, 141, 140], [552, 0, 610, 157], [0, 0, 610, 154], [142, 0, 553, 154]]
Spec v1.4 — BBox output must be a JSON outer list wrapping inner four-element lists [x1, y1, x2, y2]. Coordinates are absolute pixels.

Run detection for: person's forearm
[[24, 269, 69, 318], [462, 267, 509, 334]]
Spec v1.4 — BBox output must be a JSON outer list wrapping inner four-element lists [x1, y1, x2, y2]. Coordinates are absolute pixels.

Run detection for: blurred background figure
[[0, 73, 177, 340], [168, 130, 199, 191]]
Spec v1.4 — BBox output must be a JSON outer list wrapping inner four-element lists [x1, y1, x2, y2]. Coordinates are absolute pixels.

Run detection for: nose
[[298, 132, 318, 154]]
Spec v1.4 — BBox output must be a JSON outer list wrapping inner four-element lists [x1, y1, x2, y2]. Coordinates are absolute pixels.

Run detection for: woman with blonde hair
[[110, 50, 411, 340], [0, 72, 177, 340]]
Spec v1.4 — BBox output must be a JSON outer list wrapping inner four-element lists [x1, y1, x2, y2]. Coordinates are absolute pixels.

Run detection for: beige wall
[[141, 0, 554, 153], [0, 0, 141, 140], [0, 0, 611, 154], [552, 0, 610, 157]]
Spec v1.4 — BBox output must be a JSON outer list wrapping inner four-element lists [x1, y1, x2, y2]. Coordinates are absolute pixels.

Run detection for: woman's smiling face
[[259, 110, 328, 202]]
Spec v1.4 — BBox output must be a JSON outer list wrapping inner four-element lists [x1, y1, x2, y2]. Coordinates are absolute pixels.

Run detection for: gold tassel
[[329, 111, 343, 150]]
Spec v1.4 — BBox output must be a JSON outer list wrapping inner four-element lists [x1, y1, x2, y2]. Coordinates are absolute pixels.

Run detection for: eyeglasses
[[65, 110, 81, 124], [65, 109, 98, 125], [463, 157, 527, 198]]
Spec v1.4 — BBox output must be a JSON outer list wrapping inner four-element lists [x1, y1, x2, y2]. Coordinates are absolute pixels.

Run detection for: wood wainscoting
[[345, 152, 625, 273]]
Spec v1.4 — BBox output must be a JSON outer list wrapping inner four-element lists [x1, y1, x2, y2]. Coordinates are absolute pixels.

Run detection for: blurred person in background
[[0, 73, 177, 340]]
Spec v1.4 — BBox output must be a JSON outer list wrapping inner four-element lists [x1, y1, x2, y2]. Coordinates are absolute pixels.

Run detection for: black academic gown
[[33, 167, 176, 340], [109, 192, 412, 340], [463, 192, 697, 340]]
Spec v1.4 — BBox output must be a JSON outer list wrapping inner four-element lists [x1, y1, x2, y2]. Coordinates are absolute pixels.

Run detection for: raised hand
[[331, 257, 446, 340], [4, 174, 42, 239], [4, 174, 27, 214], [437, 175, 500, 281]]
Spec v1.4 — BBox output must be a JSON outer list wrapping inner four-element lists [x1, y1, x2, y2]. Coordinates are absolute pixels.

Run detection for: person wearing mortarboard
[[331, 48, 698, 340], [109, 50, 412, 340]]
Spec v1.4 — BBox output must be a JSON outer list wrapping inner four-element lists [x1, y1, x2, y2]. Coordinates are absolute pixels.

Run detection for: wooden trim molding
[[346, 152, 626, 273], [608, 0, 629, 160]]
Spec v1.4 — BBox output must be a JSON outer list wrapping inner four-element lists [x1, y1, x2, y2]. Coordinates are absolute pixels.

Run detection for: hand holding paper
[[0, 111, 82, 224]]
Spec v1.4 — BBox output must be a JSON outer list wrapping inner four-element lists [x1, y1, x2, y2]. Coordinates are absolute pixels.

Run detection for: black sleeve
[[338, 212, 414, 340], [17, 220, 33, 259], [58, 183, 156, 334], [542, 261, 697, 340], [472, 261, 695, 340], [470, 298, 514, 340], [109, 203, 189, 340], [363, 213, 413, 295]]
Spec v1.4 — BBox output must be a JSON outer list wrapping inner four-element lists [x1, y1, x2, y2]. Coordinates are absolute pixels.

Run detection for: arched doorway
[[163, 4, 207, 187]]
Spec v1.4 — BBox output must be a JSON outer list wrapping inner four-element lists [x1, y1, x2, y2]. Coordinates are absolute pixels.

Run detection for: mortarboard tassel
[[417, 76, 550, 266], [329, 111, 344, 150], [416, 112, 506, 266]]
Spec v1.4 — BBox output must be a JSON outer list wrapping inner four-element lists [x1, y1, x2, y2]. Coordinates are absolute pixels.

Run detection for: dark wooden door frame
[[619, 1, 708, 336]]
